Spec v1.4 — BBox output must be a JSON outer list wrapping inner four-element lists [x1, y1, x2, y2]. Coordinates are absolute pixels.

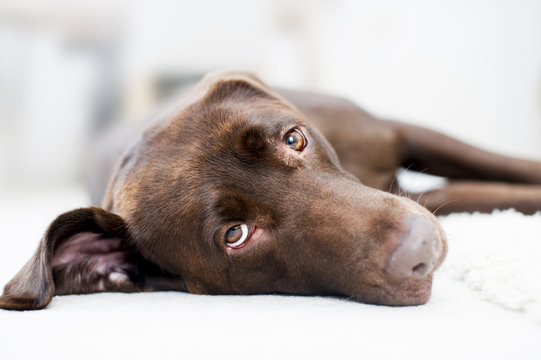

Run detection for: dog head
[[0, 72, 446, 310]]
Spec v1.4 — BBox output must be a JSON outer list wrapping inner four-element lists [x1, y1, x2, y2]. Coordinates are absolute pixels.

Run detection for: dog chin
[[353, 276, 433, 306], [390, 276, 434, 306]]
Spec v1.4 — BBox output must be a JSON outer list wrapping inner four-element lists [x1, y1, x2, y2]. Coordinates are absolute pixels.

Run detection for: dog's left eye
[[225, 224, 250, 248], [284, 128, 307, 151]]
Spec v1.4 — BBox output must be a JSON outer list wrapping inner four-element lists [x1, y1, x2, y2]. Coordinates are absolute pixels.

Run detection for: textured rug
[[0, 187, 540, 359], [439, 210, 541, 323]]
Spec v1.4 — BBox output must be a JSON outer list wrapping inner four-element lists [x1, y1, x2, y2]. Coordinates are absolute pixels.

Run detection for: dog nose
[[385, 216, 442, 280]]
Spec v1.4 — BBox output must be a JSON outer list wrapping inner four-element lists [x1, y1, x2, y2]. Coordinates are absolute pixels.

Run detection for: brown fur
[[2, 71, 541, 310]]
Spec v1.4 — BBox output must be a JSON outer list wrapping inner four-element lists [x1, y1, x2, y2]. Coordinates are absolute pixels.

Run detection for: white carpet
[[440, 210, 541, 323], [0, 187, 540, 359]]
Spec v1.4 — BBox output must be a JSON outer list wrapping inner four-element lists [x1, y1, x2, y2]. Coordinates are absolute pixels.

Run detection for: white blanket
[[0, 188, 540, 359]]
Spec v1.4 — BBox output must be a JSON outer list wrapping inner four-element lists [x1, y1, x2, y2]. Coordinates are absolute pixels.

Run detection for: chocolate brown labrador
[[2, 71, 541, 310]]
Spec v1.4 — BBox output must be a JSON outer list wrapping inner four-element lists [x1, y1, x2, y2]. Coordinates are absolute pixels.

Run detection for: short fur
[[2, 71, 541, 310]]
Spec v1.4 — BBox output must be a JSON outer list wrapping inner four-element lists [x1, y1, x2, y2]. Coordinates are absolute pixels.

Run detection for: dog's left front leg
[[405, 181, 541, 215], [390, 121, 541, 184]]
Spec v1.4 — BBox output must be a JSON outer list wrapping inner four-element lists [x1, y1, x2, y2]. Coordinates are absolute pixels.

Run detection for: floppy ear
[[0, 207, 185, 310]]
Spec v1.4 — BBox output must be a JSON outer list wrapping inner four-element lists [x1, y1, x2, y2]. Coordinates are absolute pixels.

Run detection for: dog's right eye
[[284, 128, 307, 151], [225, 224, 250, 249]]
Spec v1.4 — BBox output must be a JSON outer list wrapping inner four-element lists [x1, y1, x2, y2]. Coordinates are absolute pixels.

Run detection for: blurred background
[[0, 0, 540, 195]]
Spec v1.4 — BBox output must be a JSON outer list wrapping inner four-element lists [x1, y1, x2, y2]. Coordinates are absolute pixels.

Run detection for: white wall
[[308, 0, 541, 159], [0, 26, 97, 188], [0, 0, 540, 189]]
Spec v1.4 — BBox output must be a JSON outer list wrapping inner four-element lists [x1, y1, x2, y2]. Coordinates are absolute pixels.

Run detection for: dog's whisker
[[416, 191, 427, 203], [432, 199, 458, 215], [387, 174, 398, 193]]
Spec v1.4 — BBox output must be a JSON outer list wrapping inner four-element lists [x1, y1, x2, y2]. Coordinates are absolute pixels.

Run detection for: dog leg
[[387, 121, 541, 214], [391, 121, 541, 184], [408, 182, 541, 215]]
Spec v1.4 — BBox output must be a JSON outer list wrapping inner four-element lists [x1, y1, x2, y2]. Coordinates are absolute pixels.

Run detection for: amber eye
[[224, 224, 250, 248], [284, 128, 307, 151]]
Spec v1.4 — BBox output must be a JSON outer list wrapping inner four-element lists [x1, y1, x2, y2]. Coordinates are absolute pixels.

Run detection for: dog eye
[[225, 224, 250, 248], [284, 128, 307, 151]]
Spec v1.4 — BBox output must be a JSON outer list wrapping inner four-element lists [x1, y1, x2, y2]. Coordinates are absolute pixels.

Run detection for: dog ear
[[0, 207, 185, 310], [202, 72, 277, 103]]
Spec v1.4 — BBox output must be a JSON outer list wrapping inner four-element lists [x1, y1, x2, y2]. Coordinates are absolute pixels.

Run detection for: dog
[[2, 71, 540, 311]]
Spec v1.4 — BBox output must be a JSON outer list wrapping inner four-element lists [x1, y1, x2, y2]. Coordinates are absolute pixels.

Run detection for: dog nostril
[[385, 216, 442, 280], [412, 263, 428, 276]]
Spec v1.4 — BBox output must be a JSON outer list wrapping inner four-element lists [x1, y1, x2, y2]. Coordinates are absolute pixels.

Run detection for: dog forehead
[[111, 73, 307, 218], [146, 84, 302, 161], [153, 74, 295, 137]]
